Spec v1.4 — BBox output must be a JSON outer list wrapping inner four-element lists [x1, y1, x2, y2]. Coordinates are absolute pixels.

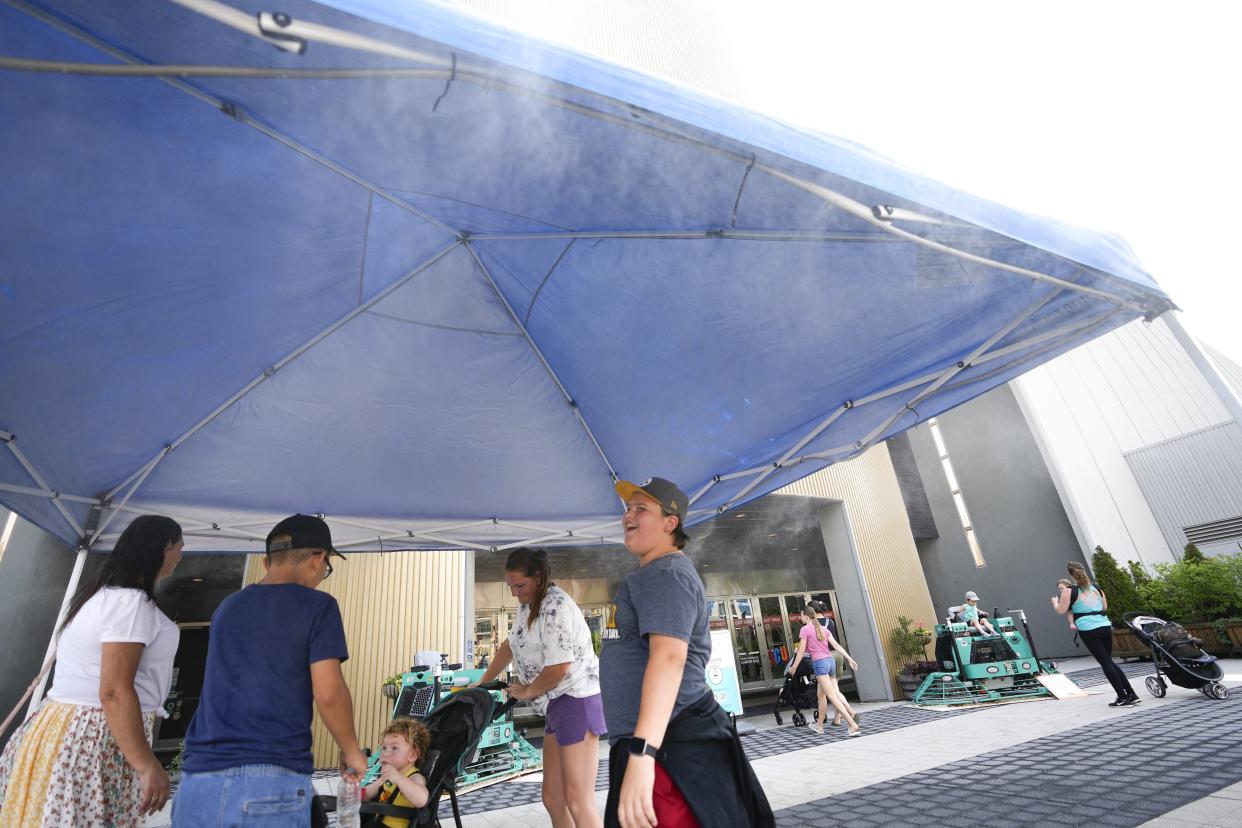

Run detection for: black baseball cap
[[615, 477, 688, 524], [266, 514, 345, 559]]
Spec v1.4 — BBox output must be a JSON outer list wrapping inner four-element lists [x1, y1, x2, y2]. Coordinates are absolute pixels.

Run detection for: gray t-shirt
[[599, 552, 711, 744]]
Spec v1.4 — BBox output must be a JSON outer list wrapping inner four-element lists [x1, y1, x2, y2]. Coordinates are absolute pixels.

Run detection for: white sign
[[706, 629, 744, 716]]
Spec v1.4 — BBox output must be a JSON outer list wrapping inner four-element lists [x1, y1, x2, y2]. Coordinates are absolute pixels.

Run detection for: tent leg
[[26, 548, 87, 718]]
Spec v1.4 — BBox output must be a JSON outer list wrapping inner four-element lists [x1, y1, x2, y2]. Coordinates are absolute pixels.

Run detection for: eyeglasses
[[323, 555, 334, 580]]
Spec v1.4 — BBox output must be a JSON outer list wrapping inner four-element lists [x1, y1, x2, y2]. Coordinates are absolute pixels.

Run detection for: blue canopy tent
[[1, 0, 1172, 565]]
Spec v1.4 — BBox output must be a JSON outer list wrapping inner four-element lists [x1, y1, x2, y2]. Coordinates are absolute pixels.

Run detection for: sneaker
[[848, 729, 862, 738], [812, 724, 824, 735], [1108, 696, 1128, 707], [1123, 693, 1142, 706]]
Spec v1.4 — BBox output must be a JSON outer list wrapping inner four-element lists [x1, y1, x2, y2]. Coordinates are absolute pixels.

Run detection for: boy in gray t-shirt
[[599, 552, 711, 740]]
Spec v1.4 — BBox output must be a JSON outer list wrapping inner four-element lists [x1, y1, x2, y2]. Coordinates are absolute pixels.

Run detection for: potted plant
[[889, 616, 933, 698], [897, 659, 941, 696], [381, 672, 404, 699]]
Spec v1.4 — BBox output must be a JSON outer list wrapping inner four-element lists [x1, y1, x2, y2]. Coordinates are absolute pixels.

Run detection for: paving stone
[[773, 692, 1242, 828]]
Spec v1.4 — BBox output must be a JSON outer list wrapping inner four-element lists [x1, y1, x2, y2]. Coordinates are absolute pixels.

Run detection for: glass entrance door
[[758, 595, 793, 677], [726, 596, 767, 687]]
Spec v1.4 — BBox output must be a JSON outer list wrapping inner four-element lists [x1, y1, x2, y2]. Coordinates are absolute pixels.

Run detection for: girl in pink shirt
[[785, 606, 860, 736]]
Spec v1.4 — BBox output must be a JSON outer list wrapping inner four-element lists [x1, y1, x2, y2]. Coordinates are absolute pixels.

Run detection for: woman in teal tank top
[[1051, 561, 1138, 706]]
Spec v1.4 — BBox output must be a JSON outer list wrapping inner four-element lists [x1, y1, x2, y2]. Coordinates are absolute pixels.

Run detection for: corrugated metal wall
[[1124, 421, 1242, 558], [244, 550, 469, 768], [776, 445, 938, 694]]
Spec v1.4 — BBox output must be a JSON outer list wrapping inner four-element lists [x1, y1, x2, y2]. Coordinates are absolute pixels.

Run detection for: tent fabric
[[0, 0, 1171, 553]]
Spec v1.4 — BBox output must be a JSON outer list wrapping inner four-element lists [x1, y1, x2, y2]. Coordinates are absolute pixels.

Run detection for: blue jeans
[[172, 764, 312, 827]]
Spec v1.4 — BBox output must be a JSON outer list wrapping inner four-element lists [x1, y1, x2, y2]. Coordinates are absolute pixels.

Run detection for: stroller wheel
[[792, 712, 806, 727], [1145, 676, 1166, 698], [1208, 682, 1230, 700]]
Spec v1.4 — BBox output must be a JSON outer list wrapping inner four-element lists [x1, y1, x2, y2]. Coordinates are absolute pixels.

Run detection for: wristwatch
[[626, 737, 663, 760]]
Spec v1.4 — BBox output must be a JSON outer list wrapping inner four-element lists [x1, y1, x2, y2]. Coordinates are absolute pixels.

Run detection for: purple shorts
[[544, 692, 606, 745]]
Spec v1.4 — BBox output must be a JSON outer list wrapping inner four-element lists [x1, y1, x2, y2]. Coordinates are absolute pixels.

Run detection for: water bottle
[[337, 777, 361, 828]]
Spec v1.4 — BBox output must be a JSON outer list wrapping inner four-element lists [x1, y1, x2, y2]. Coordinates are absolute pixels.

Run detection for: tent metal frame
[[0, 300, 1140, 555]]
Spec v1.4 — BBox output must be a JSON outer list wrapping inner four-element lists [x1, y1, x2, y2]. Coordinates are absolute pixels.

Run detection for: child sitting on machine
[[363, 717, 431, 827], [956, 591, 999, 636]]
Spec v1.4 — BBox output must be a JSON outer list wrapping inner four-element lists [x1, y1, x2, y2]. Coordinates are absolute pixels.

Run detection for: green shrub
[[1091, 546, 1143, 625], [1139, 551, 1242, 623], [1128, 560, 1151, 586]]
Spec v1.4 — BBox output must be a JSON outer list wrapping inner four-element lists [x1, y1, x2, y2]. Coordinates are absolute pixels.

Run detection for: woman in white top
[[478, 547, 604, 828], [0, 514, 183, 827]]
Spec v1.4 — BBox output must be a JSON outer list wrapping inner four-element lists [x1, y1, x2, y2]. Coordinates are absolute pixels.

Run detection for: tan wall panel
[[245, 550, 468, 768], [776, 445, 937, 694]]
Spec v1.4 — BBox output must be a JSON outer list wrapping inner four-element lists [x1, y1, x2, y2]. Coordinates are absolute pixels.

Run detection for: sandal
[[848, 728, 862, 737]]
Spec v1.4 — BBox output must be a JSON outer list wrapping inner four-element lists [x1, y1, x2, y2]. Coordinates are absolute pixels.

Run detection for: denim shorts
[[812, 657, 836, 677], [544, 692, 607, 745], [172, 763, 311, 827]]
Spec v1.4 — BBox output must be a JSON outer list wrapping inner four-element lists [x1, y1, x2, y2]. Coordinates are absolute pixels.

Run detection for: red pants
[[652, 761, 701, 827]]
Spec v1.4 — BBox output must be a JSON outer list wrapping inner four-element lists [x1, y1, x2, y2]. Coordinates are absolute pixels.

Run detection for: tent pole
[[856, 287, 1063, 449], [26, 547, 88, 718], [92, 447, 170, 545], [464, 242, 621, 486], [2, 433, 84, 538]]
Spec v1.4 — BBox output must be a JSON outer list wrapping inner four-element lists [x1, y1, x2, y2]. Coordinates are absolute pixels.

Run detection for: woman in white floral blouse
[[478, 547, 604, 827]]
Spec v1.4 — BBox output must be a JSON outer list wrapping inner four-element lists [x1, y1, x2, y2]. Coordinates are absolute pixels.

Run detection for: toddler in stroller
[[1123, 613, 1229, 700], [317, 682, 515, 828], [772, 657, 818, 727]]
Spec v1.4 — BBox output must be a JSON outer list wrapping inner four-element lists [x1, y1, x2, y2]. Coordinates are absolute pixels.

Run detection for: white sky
[[715, 1, 1242, 359], [464, 0, 1240, 359]]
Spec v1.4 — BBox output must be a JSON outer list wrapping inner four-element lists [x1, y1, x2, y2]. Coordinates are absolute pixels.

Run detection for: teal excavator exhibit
[[911, 609, 1060, 706]]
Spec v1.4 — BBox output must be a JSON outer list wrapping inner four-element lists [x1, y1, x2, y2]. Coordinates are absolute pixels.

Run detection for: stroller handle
[[471, 679, 519, 720]]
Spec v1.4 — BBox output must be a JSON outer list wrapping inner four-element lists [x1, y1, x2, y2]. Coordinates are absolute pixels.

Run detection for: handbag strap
[[0, 654, 56, 734]]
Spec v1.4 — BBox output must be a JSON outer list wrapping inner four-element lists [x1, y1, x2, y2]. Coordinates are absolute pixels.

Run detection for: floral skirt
[[0, 700, 154, 828]]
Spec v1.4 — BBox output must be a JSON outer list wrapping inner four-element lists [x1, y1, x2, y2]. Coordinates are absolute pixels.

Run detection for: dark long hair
[[62, 515, 182, 630], [505, 547, 552, 630]]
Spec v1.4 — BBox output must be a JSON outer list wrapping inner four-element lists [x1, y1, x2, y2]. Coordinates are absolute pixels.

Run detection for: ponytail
[[1066, 561, 1091, 590], [802, 607, 824, 642], [505, 547, 552, 630]]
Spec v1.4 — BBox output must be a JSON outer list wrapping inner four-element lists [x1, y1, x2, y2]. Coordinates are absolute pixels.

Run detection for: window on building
[[928, 417, 986, 567]]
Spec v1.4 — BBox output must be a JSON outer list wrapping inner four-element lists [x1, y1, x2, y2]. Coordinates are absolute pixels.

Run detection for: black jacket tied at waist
[[605, 692, 774, 828]]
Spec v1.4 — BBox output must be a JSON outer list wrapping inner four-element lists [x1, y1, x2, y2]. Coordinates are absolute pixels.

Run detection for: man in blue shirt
[[173, 514, 367, 826]]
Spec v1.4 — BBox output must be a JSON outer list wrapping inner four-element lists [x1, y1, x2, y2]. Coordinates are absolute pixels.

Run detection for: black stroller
[[317, 681, 515, 827], [1123, 613, 1229, 700], [773, 657, 819, 727]]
